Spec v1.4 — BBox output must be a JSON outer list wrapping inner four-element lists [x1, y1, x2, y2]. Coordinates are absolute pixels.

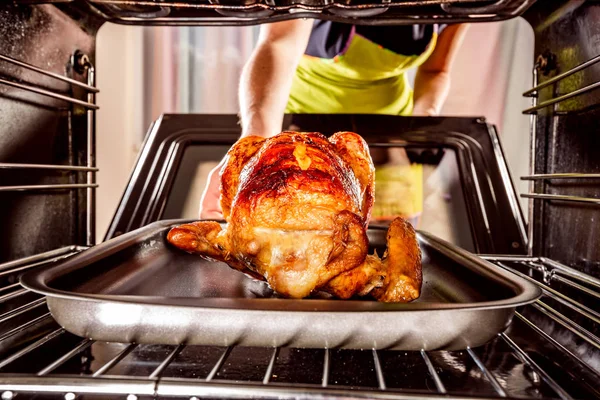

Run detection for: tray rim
[[20, 219, 542, 313]]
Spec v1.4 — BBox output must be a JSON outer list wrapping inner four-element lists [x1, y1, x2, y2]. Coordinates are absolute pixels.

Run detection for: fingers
[[201, 209, 224, 220], [199, 163, 224, 220]]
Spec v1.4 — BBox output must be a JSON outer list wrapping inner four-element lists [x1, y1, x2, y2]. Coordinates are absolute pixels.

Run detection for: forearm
[[239, 43, 297, 138], [239, 20, 312, 138], [412, 69, 450, 116]]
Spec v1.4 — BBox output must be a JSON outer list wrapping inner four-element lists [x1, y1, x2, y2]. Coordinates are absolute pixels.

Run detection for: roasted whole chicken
[[167, 131, 422, 302]]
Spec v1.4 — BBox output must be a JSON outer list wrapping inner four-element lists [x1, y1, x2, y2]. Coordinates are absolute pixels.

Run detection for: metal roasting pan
[[20, 220, 541, 350]]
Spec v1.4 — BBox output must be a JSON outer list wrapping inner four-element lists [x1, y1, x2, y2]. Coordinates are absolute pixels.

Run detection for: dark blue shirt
[[305, 21, 446, 59]]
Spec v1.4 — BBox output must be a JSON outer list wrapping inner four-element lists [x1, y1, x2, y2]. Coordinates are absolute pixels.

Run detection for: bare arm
[[412, 24, 469, 116], [200, 20, 312, 218], [239, 19, 313, 138]]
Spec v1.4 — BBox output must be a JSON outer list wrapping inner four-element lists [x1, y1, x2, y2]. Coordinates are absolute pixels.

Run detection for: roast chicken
[[167, 131, 422, 302]]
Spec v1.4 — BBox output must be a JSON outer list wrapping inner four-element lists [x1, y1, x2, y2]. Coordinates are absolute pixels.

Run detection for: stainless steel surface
[[20, 220, 541, 350], [0, 77, 99, 110], [0, 163, 98, 172], [521, 193, 600, 205], [0, 54, 98, 93], [0, 184, 98, 192]]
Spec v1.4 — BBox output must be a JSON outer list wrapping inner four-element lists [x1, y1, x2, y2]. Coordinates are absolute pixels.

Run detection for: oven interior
[[0, 0, 599, 399]]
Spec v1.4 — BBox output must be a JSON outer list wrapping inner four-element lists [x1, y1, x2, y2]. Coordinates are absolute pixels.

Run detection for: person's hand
[[199, 158, 226, 220]]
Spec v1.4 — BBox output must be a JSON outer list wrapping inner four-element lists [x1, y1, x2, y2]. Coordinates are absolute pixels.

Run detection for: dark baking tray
[[20, 220, 541, 350]]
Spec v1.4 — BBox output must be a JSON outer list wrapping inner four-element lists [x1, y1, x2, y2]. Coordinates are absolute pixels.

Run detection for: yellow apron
[[286, 31, 438, 222]]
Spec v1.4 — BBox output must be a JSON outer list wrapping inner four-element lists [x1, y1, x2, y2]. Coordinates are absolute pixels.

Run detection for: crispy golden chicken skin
[[167, 131, 422, 302]]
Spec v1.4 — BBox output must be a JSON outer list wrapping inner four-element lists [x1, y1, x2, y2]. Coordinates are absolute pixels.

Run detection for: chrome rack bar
[[0, 313, 52, 343], [84, 55, 97, 246], [0, 298, 46, 324], [92, 343, 138, 377], [0, 248, 84, 280], [0, 283, 22, 295], [527, 63, 539, 256], [481, 255, 600, 290], [500, 332, 573, 400], [420, 350, 446, 394], [1, 264, 63, 282], [262, 347, 279, 385], [321, 348, 330, 387], [37, 339, 94, 376], [0, 328, 65, 370], [532, 302, 600, 350], [0, 184, 98, 192], [0, 54, 98, 93], [148, 344, 185, 379], [496, 262, 600, 322], [550, 274, 600, 300], [0, 376, 156, 396], [523, 80, 600, 114], [540, 257, 600, 289], [0, 163, 98, 172], [515, 311, 600, 375], [0, 246, 81, 272], [522, 173, 600, 180], [205, 346, 232, 382], [0, 78, 99, 110], [466, 348, 507, 397], [521, 193, 600, 205], [372, 349, 386, 390], [0, 289, 28, 304], [523, 54, 600, 97]]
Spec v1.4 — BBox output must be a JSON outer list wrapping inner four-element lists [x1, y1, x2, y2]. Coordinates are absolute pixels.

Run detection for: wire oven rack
[[0, 249, 597, 399]]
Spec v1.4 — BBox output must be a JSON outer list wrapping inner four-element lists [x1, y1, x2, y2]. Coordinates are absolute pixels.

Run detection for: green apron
[[286, 31, 438, 222], [286, 31, 438, 115]]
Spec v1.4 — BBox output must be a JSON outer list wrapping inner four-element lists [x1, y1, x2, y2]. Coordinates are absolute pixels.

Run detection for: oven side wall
[[525, 1, 600, 278], [0, 4, 99, 262]]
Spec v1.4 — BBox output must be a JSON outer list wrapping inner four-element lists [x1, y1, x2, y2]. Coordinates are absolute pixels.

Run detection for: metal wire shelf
[[522, 53, 600, 115], [0, 251, 596, 399], [0, 51, 99, 246]]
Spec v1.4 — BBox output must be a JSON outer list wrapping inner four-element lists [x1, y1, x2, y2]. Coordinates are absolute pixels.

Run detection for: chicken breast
[[167, 131, 422, 302]]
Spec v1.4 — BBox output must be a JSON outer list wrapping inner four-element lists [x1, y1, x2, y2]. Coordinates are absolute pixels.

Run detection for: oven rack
[[0, 51, 98, 247], [521, 51, 600, 256], [0, 250, 597, 399]]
